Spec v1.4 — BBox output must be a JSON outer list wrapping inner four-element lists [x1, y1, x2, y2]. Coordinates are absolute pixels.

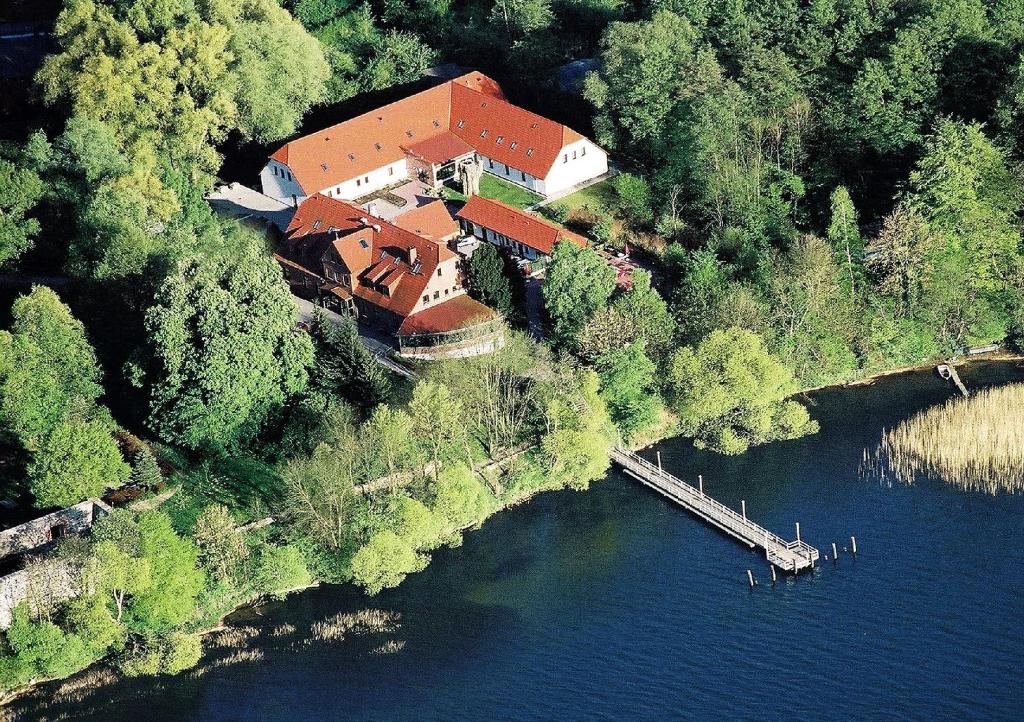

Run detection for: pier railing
[[610, 447, 818, 573]]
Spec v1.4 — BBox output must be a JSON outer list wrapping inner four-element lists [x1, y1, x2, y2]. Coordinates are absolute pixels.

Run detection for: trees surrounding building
[[136, 236, 314, 450]]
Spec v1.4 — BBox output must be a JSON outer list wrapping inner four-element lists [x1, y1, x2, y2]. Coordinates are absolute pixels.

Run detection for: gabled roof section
[[282, 194, 457, 317], [268, 70, 594, 192], [404, 132, 475, 164], [270, 83, 453, 193], [456, 196, 588, 255], [448, 82, 576, 179], [393, 201, 459, 240]]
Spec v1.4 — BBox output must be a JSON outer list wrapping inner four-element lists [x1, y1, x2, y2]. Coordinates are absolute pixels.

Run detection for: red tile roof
[[404, 132, 474, 164], [456, 196, 588, 255], [398, 294, 498, 336], [393, 201, 459, 241], [282, 194, 457, 318], [448, 82, 582, 179], [269, 71, 591, 193]]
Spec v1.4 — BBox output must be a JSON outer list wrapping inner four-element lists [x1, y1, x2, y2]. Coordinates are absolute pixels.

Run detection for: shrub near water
[[873, 384, 1024, 493]]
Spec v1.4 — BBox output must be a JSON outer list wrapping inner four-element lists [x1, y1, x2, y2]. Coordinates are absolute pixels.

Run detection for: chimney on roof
[[359, 217, 369, 225], [407, 246, 417, 265], [372, 224, 381, 232]]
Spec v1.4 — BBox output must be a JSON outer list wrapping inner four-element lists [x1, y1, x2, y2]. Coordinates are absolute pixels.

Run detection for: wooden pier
[[610, 447, 819, 573]]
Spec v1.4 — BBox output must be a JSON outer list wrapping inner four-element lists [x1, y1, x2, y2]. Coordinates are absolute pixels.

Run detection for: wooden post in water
[[741, 500, 746, 521], [771, 566, 777, 585], [747, 569, 755, 588], [795, 522, 801, 543], [699, 475, 704, 496], [656, 451, 662, 471], [851, 536, 857, 555], [832, 542, 838, 561]]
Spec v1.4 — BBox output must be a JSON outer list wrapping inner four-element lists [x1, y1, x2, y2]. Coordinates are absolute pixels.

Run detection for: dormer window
[[406, 130, 414, 138], [457, 120, 465, 128], [480, 129, 488, 138], [347, 153, 356, 160], [510, 141, 518, 150], [320, 163, 329, 171], [312, 220, 321, 230], [433, 120, 441, 128], [375, 143, 382, 151], [496, 136, 504, 144], [526, 148, 534, 156]]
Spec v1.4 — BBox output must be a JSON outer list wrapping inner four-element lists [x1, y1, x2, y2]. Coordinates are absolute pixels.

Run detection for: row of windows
[[271, 165, 293, 182], [563, 147, 587, 163], [487, 159, 531, 184], [422, 285, 459, 304]]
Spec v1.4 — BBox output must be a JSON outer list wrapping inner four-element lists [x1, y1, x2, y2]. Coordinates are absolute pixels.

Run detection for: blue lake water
[[16, 363, 1024, 720]]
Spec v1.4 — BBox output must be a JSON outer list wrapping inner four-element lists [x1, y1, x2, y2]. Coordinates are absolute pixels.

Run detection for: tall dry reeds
[[310, 609, 401, 642], [869, 383, 1024, 493]]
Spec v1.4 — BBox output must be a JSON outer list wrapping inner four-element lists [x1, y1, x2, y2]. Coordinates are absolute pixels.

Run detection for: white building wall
[[328, 159, 409, 201], [541, 139, 608, 197], [407, 257, 465, 315], [260, 160, 307, 206], [479, 156, 543, 194]]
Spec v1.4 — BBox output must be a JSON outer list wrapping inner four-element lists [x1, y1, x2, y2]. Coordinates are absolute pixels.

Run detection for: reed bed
[[311, 609, 401, 642], [51, 668, 118, 704], [371, 640, 406, 655], [208, 626, 261, 649], [208, 649, 265, 669], [868, 383, 1024, 493], [271, 623, 296, 637]]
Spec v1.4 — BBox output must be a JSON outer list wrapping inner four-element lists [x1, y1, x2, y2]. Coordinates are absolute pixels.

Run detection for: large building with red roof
[[278, 194, 502, 359], [260, 71, 607, 205], [456, 196, 587, 262]]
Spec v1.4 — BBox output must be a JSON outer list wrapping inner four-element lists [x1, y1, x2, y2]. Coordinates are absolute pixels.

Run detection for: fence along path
[[610, 447, 819, 572]]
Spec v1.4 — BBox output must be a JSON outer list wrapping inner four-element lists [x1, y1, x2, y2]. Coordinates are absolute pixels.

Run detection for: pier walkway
[[610, 447, 819, 572]]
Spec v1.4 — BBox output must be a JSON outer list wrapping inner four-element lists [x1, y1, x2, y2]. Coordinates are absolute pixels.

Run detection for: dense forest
[[1, 0, 1023, 693]]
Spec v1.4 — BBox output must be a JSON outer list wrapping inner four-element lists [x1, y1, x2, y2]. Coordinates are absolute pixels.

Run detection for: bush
[[160, 632, 202, 674], [613, 172, 653, 225], [431, 465, 497, 529], [255, 545, 312, 596], [350, 531, 427, 595]]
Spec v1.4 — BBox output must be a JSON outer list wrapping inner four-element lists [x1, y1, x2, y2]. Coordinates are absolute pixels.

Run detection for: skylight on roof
[[320, 163, 329, 171], [481, 101, 488, 108], [510, 141, 518, 150], [347, 153, 355, 160], [359, 239, 368, 249], [406, 130, 414, 138], [432, 120, 441, 128], [480, 129, 488, 138], [526, 148, 534, 156], [374, 143, 382, 151], [530, 123, 539, 129], [312, 220, 322, 230], [457, 120, 465, 128], [496, 136, 504, 144]]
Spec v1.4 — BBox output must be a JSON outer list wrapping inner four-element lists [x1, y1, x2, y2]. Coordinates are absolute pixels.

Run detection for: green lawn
[[444, 173, 543, 210], [547, 179, 616, 216]]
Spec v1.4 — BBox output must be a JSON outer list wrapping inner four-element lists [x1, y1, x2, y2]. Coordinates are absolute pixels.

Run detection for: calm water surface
[[19, 363, 1024, 720]]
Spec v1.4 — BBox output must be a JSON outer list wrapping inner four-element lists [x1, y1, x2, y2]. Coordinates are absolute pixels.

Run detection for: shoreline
[[796, 351, 1024, 396], [7, 354, 1024, 708]]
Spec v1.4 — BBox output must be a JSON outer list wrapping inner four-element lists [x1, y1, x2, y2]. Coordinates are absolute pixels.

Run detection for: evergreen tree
[[466, 243, 514, 318]]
